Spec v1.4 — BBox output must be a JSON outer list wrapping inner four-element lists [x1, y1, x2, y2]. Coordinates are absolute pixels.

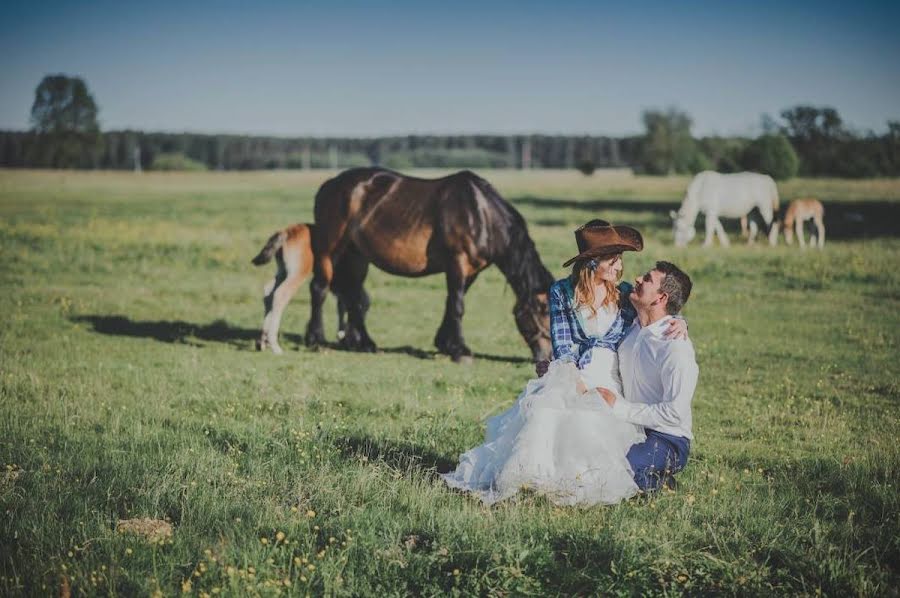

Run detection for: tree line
[[0, 129, 640, 172], [2, 75, 898, 179]]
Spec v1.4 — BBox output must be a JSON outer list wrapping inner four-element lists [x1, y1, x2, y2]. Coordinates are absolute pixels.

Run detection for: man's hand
[[664, 317, 688, 340], [597, 387, 617, 407], [535, 360, 550, 377]]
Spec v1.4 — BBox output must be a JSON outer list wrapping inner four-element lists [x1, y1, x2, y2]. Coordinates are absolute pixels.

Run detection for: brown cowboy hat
[[562, 219, 644, 267]]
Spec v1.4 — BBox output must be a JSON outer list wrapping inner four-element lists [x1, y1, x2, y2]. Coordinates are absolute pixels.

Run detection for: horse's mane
[[469, 174, 554, 300]]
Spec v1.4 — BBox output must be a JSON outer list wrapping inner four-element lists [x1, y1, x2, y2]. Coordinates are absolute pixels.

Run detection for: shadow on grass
[[332, 433, 457, 475], [380, 345, 532, 365], [71, 314, 280, 349], [721, 454, 896, 522], [71, 315, 531, 363], [513, 196, 900, 239]]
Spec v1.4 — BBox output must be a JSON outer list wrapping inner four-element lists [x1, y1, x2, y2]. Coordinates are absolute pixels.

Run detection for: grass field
[[1, 168, 898, 596]]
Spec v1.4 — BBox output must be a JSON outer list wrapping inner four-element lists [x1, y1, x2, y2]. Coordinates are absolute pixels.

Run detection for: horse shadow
[[70, 314, 290, 349], [331, 433, 457, 475], [380, 345, 532, 365], [512, 196, 900, 239], [71, 315, 532, 364]]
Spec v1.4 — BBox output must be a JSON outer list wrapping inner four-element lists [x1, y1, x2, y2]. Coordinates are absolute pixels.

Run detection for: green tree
[[742, 134, 798, 180], [640, 108, 701, 175], [779, 105, 846, 175], [29, 75, 101, 168]]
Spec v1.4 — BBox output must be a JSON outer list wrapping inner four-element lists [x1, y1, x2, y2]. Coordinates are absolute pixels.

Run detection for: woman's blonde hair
[[571, 255, 621, 316]]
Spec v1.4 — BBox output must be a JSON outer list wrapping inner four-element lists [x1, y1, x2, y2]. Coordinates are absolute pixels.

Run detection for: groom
[[601, 261, 698, 492]]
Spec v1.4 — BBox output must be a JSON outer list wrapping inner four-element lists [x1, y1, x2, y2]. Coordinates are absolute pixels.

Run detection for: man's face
[[630, 269, 666, 310]]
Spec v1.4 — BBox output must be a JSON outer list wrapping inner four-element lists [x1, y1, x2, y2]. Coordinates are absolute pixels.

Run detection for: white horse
[[670, 171, 780, 247]]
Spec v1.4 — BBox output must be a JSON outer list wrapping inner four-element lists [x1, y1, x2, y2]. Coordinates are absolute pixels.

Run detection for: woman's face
[[594, 253, 623, 283]]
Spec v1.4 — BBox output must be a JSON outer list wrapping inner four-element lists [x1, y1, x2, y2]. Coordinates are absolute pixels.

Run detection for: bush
[[576, 160, 596, 176], [697, 137, 749, 173], [150, 152, 207, 171], [741, 134, 798, 180], [687, 151, 713, 174]]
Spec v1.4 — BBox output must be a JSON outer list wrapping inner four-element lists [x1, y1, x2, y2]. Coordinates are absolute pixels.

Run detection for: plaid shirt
[[549, 277, 637, 369]]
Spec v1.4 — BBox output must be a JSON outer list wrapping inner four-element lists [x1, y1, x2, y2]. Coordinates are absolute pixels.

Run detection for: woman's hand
[[664, 317, 689, 340], [576, 378, 588, 394], [596, 387, 617, 406]]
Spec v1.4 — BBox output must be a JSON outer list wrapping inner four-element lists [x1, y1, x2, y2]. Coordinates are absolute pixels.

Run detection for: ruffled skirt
[[442, 359, 645, 506]]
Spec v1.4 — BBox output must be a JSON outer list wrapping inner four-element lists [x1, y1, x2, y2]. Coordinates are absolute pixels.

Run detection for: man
[[602, 261, 698, 491]]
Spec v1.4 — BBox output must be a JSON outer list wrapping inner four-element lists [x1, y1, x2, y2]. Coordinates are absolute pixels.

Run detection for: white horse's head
[[670, 210, 696, 247]]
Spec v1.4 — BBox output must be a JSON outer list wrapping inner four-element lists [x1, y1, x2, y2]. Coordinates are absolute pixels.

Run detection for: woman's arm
[[549, 281, 577, 363]]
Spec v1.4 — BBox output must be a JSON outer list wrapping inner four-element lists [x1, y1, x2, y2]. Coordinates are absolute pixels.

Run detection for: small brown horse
[[304, 168, 554, 362], [251, 223, 346, 354]]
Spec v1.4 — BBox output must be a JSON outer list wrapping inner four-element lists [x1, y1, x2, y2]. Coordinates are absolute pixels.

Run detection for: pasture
[[1, 169, 898, 596]]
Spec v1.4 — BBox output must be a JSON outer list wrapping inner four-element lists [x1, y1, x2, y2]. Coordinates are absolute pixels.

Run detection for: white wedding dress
[[442, 304, 645, 506]]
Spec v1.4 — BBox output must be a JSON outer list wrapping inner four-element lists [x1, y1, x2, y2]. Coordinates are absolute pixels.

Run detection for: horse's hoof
[[305, 331, 325, 347], [271, 345, 284, 355], [255, 339, 264, 351], [452, 354, 474, 365]]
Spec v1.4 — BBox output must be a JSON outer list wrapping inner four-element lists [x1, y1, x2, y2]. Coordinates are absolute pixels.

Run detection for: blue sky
[[1, 0, 898, 137]]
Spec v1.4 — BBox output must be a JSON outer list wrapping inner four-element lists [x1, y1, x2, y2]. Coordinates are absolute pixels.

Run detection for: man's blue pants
[[626, 429, 691, 491]]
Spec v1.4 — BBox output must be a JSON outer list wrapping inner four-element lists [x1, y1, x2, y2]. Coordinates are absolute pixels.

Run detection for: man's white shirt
[[612, 315, 699, 439]]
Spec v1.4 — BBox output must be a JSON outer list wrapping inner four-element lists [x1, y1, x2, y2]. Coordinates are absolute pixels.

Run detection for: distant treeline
[[0, 131, 641, 172], [2, 122, 898, 179], [9, 75, 900, 178]]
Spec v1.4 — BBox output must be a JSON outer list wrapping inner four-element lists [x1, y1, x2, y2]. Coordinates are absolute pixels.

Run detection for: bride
[[441, 220, 686, 506]]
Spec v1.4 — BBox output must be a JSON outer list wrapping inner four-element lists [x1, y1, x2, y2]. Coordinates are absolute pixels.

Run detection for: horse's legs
[[434, 256, 473, 362], [258, 275, 280, 351], [795, 217, 806, 249], [768, 221, 780, 246], [758, 203, 777, 246], [305, 253, 333, 347], [332, 245, 376, 352], [713, 217, 730, 247], [747, 220, 759, 244], [264, 269, 303, 355], [703, 214, 717, 247], [336, 296, 348, 341], [814, 214, 825, 249], [740, 215, 749, 238]]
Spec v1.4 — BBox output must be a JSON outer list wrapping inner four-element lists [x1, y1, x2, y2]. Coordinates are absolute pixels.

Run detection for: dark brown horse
[[304, 167, 553, 362]]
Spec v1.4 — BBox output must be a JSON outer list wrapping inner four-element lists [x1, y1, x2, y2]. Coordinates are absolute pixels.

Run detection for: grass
[[1, 168, 898, 596]]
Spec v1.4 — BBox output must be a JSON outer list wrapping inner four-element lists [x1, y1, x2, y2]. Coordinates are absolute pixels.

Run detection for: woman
[[441, 220, 686, 506]]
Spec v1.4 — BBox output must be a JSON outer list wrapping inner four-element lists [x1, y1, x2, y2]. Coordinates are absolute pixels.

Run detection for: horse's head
[[514, 292, 551, 362], [670, 209, 696, 247]]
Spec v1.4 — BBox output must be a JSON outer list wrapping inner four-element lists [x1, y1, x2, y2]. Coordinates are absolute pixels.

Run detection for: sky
[[1, 0, 898, 138]]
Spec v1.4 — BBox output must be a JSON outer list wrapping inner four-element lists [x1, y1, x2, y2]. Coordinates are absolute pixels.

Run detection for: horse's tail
[[770, 177, 781, 213], [251, 230, 286, 265]]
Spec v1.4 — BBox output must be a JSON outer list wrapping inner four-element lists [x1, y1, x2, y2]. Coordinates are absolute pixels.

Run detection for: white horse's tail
[[770, 177, 780, 213]]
